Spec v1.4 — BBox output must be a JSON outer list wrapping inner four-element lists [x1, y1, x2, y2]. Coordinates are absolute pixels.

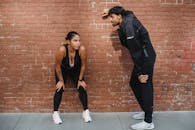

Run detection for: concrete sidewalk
[[0, 111, 195, 130]]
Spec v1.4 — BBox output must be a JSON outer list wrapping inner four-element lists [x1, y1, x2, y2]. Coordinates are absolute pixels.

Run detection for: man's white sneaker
[[131, 121, 154, 130], [82, 109, 92, 123], [52, 111, 62, 125], [132, 112, 145, 120]]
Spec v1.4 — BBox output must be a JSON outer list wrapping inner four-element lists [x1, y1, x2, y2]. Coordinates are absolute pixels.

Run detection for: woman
[[52, 31, 92, 124]]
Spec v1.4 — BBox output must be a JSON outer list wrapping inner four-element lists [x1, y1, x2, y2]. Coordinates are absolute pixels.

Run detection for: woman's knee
[[55, 87, 64, 95], [78, 86, 85, 92]]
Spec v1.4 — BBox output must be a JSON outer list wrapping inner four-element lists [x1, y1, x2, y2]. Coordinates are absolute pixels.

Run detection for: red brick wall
[[0, 0, 194, 112]]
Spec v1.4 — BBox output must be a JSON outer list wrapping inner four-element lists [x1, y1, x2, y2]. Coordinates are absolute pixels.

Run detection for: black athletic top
[[61, 44, 81, 72], [55, 44, 82, 84]]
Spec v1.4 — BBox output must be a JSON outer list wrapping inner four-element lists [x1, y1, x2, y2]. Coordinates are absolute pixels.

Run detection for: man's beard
[[112, 22, 119, 27]]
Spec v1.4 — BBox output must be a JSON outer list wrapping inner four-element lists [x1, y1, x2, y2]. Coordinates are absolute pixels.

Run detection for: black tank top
[[61, 44, 81, 71]]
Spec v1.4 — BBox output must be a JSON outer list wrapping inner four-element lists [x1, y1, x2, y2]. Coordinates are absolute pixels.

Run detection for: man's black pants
[[130, 62, 155, 123]]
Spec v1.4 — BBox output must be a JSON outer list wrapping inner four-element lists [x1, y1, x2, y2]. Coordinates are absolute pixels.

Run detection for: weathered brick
[[0, 0, 194, 112]]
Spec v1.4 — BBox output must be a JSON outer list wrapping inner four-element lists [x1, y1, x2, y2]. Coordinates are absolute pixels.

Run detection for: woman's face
[[69, 35, 80, 50]]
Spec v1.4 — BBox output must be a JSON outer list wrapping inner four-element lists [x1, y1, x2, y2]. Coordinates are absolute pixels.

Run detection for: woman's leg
[[77, 86, 88, 110], [71, 71, 89, 110], [72, 71, 92, 122], [53, 88, 64, 111], [53, 69, 67, 111]]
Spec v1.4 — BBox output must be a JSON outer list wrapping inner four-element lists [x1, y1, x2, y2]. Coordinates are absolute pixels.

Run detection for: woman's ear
[[67, 40, 70, 44]]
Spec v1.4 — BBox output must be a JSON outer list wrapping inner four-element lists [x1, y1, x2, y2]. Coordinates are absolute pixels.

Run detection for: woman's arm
[[55, 46, 66, 91], [78, 45, 87, 81]]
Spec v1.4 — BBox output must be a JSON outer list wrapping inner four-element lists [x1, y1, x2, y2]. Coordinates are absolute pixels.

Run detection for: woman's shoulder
[[79, 45, 85, 50], [57, 44, 66, 55], [78, 45, 87, 57], [78, 45, 86, 54]]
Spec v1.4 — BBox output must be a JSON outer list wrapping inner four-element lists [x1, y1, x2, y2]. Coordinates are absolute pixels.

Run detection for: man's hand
[[77, 81, 87, 90], [138, 74, 149, 83], [56, 81, 65, 92], [101, 8, 109, 19]]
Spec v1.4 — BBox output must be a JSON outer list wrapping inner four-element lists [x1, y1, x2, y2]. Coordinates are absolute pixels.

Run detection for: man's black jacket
[[117, 11, 156, 76]]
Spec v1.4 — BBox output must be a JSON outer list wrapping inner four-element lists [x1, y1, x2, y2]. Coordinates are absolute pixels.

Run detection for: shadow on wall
[[109, 30, 133, 74]]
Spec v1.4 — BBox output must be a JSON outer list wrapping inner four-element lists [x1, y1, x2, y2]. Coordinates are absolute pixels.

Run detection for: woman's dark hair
[[65, 31, 79, 40], [108, 6, 133, 17]]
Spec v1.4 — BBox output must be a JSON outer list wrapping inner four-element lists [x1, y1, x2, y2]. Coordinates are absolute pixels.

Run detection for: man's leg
[[141, 65, 154, 123], [130, 63, 155, 130], [130, 66, 144, 111], [141, 83, 153, 123]]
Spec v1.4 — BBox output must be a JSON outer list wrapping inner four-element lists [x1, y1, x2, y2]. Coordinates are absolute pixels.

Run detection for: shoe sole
[[82, 116, 92, 123], [54, 122, 63, 125], [130, 124, 154, 130], [84, 120, 92, 123], [131, 126, 154, 130], [53, 119, 63, 125], [132, 117, 144, 120]]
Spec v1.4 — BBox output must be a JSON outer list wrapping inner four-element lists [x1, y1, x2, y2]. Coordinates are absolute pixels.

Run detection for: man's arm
[[125, 32, 149, 83], [123, 18, 143, 75], [124, 17, 150, 83]]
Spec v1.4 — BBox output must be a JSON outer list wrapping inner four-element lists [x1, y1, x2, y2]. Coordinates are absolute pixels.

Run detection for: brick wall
[[0, 0, 194, 112]]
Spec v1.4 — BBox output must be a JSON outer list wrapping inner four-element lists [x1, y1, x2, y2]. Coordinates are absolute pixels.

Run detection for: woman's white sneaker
[[131, 121, 154, 130], [82, 109, 92, 123], [132, 112, 145, 120], [52, 111, 62, 125]]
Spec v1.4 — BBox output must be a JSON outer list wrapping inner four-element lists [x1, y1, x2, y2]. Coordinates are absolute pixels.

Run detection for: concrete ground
[[0, 111, 195, 130]]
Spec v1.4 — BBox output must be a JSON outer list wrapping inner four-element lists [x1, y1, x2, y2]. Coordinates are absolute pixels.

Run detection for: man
[[102, 6, 156, 130]]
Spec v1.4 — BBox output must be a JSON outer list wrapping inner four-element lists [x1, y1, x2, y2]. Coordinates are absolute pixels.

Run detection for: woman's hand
[[138, 74, 149, 83], [77, 80, 87, 90], [56, 81, 65, 92]]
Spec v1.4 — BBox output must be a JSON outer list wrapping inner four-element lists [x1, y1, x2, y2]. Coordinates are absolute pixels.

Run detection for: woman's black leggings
[[53, 70, 88, 111], [53, 86, 88, 111]]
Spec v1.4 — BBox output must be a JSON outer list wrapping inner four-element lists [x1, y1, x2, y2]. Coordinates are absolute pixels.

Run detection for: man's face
[[109, 14, 121, 27]]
